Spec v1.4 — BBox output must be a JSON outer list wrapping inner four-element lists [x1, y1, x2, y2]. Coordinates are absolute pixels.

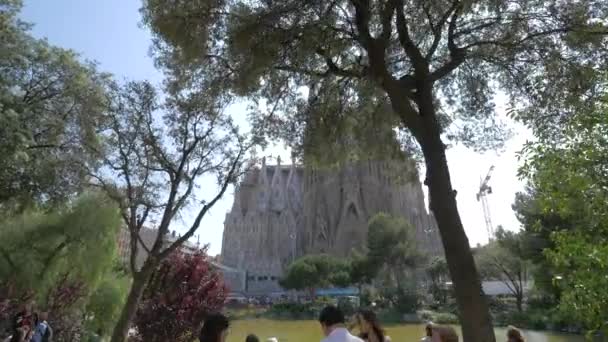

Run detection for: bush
[[487, 296, 511, 313], [431, 312, 459, 324], [379, 286, 421, 314], [417, 310, 458, 324], [85, 274, 130, 336], [133, 251, 227, 342], [266, 302, 320, 320], [417, 310, 434, 322], [493, 308, 579, 332], [394, 289, 420, 313], [265, 298, 337, 320], [45, 274, 88, 341], [376, 309, 404, 324], [337, 297, 357, 317]]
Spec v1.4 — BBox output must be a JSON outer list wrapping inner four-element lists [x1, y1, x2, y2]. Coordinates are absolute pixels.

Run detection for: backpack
[[41, 322, 52, 342]]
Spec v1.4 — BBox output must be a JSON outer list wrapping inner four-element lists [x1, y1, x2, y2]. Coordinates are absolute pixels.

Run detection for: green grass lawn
[[225, 319, 583, 342]]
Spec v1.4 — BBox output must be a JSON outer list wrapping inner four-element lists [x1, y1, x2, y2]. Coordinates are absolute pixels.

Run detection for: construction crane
[[476, 165, 495, 241]]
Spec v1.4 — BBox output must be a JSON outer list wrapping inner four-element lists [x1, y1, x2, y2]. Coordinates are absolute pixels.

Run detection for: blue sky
[[21, 0, 529, 255], [22, 0, 162, 84]]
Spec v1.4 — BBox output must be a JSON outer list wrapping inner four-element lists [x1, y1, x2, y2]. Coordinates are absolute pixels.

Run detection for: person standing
[[506, 326, 525, 342], [354, 309, 391, 342], [319, 306, 363, 342], [30, 312, 52, 342], [10, 302, 34, 342], [420, 322, 434, 342], [199, 313, 230, 342]]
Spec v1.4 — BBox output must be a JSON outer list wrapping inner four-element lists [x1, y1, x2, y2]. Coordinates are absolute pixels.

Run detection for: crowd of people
[[198, 305, 526, 342], [3, 301, 527, 342], [3, 301, 52, 342]]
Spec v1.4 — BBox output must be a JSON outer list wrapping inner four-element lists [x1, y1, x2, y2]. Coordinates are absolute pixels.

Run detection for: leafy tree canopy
[[86, 274, 131, 337], [518, 96, 608, 335], [1, 0, 112, 211], [367, 212, 425, 271], [346, 213, 426, 291], [280, 254, 352, 291], [426, 256, 450, 305], [0, 192, 122, 304], [142, 0, 608, 159]]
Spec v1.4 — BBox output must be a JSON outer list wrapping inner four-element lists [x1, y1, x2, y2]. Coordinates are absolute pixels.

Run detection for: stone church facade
[[220, 157, 443, 295]]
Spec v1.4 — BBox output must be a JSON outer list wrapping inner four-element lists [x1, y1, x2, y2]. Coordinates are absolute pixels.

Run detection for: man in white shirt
[[319, 306, 364, 342]]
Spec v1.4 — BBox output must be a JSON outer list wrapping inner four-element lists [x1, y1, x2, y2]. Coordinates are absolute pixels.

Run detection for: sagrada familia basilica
[[220, 155, 443, 294]]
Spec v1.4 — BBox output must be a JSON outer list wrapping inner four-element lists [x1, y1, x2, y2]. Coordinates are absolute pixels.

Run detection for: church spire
[[260, 156, 268, 185]]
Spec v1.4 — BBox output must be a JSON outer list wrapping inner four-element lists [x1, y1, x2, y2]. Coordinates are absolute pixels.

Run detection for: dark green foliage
[[280, 254, 352, 292], [518, 95, 608, 334], [86, 275, 130, 336], [512, 190, 565, 302], [345, 213, 426, 313], [383, 285, 421, 313], [348, 251, 375, 287], [365, 213, 426, 287], [426, 256, 450, 306]]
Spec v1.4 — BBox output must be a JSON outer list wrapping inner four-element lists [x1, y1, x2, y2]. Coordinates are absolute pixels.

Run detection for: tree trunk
[[420, 120, 496, 342], [110, 264, 155, 342], [516, 292, 523, 312]]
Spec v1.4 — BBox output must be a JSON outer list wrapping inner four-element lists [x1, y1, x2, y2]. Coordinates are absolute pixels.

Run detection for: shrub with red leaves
[[133, 250, 228, 342], [46, 273, 88, 341]]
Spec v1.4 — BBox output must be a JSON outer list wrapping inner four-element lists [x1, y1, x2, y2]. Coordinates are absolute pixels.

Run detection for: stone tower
[[301, 159, 442, 257], [221, 156, 443, 294], [221, 157, 304, 293]]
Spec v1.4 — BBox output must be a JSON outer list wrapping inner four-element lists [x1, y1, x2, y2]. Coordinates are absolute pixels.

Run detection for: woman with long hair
[[199, 313, 230, 342], [506, 326, 525, 342], [355, 309, 391, 342]]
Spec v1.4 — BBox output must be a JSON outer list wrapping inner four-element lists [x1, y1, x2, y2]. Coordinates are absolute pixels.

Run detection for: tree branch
[[40, 240, 69, 281], [392, 0, 427, 75], [455, 19, 500, 38], [144, 113, 176, 177], [461, 27, 573, 50], [425, 1, 460, 61], [429, 3, 465, 82], [351, 0, 372, 47], [25, 143, 66, 150], [159, 145, 245, 259], [129, 230, 140, 274], [379, 0, 396, 43], [315, 48, 363, 78], [491, 257, 519, 297], [135, 231, 152, 255]]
